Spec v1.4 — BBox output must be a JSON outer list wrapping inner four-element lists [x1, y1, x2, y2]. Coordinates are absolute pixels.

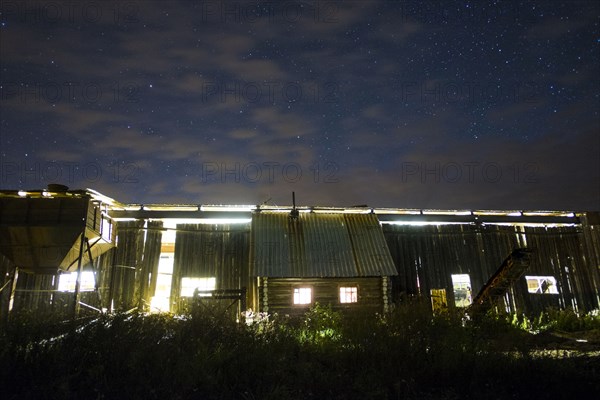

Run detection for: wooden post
[[72, 231, 86, 318], [107, 247, 117, 313], [7, 266, 19, 316]]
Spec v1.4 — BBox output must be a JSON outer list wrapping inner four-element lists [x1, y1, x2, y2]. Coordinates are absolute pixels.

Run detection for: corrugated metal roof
[[251, 212, 397, 278]]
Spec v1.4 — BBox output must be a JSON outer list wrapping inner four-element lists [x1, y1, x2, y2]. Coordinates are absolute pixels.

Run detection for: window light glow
[[196, 218, 252, 224], [143, 205, 199, 211], [421, 209, 472, 215], [451, 274, 472, 307], [339, 287, 358, 303], [200, 205, 256, 212], [58, 271, 95, 292], [373, 208, 422, 215], [382, 221, 472, 226], [180, 277, 216, 297], [293, 287, 312, 305]]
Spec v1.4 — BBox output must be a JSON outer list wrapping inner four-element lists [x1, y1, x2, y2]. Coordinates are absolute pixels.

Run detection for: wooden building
[[251, 211, 397, 316], [1, 187, 599, 321]]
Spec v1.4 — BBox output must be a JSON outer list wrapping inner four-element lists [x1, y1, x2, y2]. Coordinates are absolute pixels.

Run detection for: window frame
[[293, 286, 313, 306], [450, 274, 472, 308], [180, 276, 216, 297], [524, 275, 559, 294], [57, 271, 96, 292], [339, 285, 359, 304]]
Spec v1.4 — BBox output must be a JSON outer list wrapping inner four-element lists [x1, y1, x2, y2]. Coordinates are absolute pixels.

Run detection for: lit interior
[[525, 276, 559, 294], [451, 274, 472, 307], [57, 271, 95, 292], [339, 287, 358, 303], [149, 253, 174, 312], [180, 277, 216, 297], [293, 287, 312, 305]]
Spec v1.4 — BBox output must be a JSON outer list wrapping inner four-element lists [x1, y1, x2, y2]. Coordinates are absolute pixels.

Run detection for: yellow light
[[149, 296, 170, 313]]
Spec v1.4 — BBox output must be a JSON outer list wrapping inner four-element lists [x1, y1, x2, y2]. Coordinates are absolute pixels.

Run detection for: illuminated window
[[293, 287, 312, 305], [101, 215, 112, 242], [525, 276, 559, 294], [58, 271, 95, 292], [180, 277, 216, 297], [339, 287, 358, 303], [451, 274, 472, 307]]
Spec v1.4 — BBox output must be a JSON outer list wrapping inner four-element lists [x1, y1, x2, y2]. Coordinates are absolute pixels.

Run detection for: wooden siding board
[[383, 222, 599, 314], [171, 223, 250, 313], [113, 220, 145, 310]]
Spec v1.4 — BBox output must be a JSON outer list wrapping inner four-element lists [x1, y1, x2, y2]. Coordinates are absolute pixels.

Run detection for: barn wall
[[171, 223, 250, 313], [0, 253, 15, 324], [2, 210, 598, 319], [259, 277, 385, 317], [1, 246, 114, 318], [580, 212, 600, 310], [135, 220, 163, 309], [112, 220, 145, 310], [382, 222, 600, 315], [382, 224, 517, 304]]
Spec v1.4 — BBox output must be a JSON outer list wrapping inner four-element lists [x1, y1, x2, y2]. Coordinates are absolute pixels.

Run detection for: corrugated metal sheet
[[251, 212, 397, 278]]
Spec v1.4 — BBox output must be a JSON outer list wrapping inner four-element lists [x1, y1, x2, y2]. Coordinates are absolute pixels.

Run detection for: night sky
[[1, 1, 598, 211]]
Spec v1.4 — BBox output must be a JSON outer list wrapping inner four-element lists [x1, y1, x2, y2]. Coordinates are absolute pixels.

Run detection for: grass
[[1, 302, 598, 400]]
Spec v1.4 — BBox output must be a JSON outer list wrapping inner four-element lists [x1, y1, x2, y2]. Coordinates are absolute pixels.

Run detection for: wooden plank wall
[[382, 222, 600, 314], [112, 220, 145, 310], [135, 220, 163, 310], [171, 224, 250, 313], [0, 253, 15, 322]]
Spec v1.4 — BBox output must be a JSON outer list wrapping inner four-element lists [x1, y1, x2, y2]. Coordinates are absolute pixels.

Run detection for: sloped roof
[[0, 193, 115, 273], [251, 212, 397, 278]]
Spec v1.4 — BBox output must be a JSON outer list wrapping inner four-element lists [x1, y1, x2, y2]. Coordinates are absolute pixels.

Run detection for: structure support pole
[[2, 266, 19, 327], [107, 248, 118, 313], [72, 232, 86, 318]]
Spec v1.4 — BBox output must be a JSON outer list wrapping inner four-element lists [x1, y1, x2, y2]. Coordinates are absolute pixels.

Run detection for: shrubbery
[[509, 308, 600, 333], [1, 302, 598, 399]]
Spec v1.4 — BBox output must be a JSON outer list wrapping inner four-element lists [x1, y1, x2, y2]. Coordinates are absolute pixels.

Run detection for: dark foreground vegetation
[[1, 302, 599, 400]]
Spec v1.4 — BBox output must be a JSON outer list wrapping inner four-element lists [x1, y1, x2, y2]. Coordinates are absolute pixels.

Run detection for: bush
[[515, 308, 600, 333], [0, 305, 598, 399]]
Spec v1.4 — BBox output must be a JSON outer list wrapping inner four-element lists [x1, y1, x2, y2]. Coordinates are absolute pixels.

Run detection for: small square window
[[293, 287, 312, 305], [525, 276, 559, 294], [339, 287, 358, 303]]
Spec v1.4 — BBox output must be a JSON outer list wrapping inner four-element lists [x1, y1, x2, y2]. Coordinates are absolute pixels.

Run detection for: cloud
[[526, 17, 589, 40]]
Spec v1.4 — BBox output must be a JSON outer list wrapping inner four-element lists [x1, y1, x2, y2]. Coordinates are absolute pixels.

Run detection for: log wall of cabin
[[258, 277, 385, 317]]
